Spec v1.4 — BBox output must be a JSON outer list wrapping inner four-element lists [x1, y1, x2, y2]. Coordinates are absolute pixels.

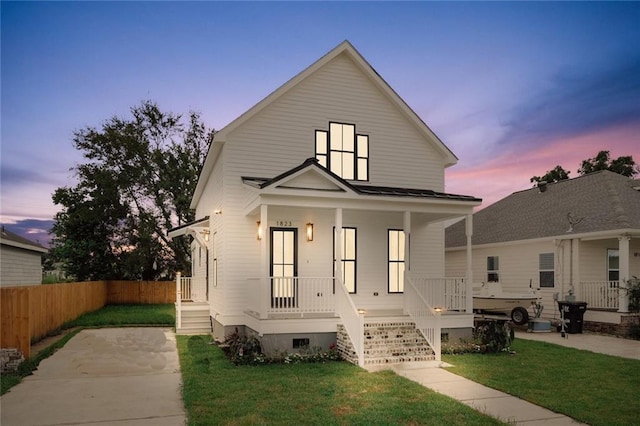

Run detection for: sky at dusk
[[2, 2, 639, 246]]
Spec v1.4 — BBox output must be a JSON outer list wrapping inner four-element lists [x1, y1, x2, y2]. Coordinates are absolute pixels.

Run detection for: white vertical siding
[[0, 245, 43, 287]]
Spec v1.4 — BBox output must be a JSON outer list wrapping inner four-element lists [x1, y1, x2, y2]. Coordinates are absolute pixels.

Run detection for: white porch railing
[[405, 275, 442, 362], [180, 276, 193, 301], [407, 277, 467, 312], [176, 275, 207, 303], [335, 277, 364, 366], [267, 277, 336, 315], [580, 281, 619, 310]]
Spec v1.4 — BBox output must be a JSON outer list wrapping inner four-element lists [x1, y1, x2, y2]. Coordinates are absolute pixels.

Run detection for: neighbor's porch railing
[[404, 275, 442, 362], [407, 277, 467, 312], [580, 281, 619, 310]]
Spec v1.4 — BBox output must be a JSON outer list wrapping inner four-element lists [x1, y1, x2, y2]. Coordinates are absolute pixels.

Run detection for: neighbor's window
[[315, 122, 368, 181], [487, 256, 499, 282], [334, 227, 357, 293], [607, 249, 619, 282], [539, 253, 554, 288], [388, 229, 405, 293]]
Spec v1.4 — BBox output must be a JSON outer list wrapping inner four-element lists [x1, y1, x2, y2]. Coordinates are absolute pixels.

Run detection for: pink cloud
[[446, 123, 640, 209]]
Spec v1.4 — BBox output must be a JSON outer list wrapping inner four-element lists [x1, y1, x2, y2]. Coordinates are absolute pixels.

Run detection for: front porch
[[176, 273, 474, 365]]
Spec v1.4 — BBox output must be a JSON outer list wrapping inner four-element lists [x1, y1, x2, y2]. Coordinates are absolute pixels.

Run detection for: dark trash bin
[[557, 301, 588, 333]]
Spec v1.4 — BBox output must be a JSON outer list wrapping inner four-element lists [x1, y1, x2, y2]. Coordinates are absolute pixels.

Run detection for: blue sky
[[2, 1, 639, 245]]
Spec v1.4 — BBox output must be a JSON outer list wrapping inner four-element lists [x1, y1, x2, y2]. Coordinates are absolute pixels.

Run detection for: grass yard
[[64, 303, 175, 327], [177, 335, 505, 426], [443, 338, 640, 426]]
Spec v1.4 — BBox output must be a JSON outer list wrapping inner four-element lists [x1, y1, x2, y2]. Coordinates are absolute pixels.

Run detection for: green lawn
[[177, 335, 505, 426], [443, 338, 640, 426], [65, 303, 175, 327]]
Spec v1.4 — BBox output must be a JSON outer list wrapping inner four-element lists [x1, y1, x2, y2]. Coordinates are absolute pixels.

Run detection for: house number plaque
[[276, 220, 293, 227]]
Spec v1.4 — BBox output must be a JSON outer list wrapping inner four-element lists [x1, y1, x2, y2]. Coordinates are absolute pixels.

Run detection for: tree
[[530, 165, 571, 184], [531, 150, 638, 186], [578, 150, 639, 177], [51, 101, 213, 281]]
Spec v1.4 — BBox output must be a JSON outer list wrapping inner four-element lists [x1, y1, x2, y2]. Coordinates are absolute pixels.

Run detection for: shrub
[[626, 276, 640, 313], [220, 330, 341, 365], [222, 328, 264, 365], [474, 319, 514, 353]]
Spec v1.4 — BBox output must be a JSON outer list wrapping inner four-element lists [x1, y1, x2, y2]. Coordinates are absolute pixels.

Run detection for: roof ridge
[[603, 173, 631, 228]]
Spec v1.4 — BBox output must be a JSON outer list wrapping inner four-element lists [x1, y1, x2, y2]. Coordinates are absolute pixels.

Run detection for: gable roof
[[191, 40, 458, 209], [446, 171, 640, 248], [1, 226, 48, 253], [243, 158, 480, 203]]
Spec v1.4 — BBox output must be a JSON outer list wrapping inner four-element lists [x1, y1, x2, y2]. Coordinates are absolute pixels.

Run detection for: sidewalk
[[368, 331, 639, 425], [515, 330, 640, 360], [369, 361, 585, 425]]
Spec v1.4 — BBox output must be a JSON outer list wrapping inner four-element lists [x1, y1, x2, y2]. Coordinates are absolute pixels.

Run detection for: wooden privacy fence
[[1, 280, 175, 359]]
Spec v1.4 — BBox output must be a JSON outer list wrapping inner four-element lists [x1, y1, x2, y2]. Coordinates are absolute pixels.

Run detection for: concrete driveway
[[0, 328, 186, 426]]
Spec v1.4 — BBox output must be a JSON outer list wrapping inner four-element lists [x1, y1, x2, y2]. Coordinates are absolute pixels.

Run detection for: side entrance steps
[[338, 321, 435, 366], [176, 302, 211, 335]]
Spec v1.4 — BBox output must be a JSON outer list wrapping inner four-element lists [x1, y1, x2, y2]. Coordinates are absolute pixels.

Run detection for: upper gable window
[[315, 122, 368, 181]]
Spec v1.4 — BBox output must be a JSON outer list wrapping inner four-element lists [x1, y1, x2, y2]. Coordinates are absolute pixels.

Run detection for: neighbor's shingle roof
[[1, 226, 48, 252], [445, 171, 640, 248]]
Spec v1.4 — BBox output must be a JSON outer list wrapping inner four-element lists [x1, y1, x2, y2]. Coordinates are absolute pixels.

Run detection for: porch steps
[[363, 321, 435, 365], [337, 321, 435, 366], [176, 303, 211, 335]]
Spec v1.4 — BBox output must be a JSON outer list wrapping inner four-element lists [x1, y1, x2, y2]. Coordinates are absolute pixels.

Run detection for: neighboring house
[[445, 171, 640, 328], [0, 226, 48, 287], [169, 41, 481, 366]]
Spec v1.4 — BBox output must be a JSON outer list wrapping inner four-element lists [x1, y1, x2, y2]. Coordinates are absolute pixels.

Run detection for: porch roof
[[242, 157, 481, 203], [167, 216, 210, 239]]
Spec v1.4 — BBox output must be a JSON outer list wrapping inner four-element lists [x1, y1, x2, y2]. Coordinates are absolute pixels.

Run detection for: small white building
[[170, 41, 480, 365], [446, 171, 640, 329], [0, 226, 48, 287]]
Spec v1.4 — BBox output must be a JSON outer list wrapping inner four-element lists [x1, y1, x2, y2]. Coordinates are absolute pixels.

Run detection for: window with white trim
[[388, 229, 405, 293], [539, 253, 554, 288], [315, 122, 368, 181], [334, 227, 357, 293], [487, 256, 499, 282], [607, 249, 619, 282]]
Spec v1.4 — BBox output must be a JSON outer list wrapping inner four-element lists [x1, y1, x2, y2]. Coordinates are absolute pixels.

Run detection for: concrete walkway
[[389, 362, 585, 425], [0, 328, 186, 426], [368, 331, 639, 425], [515, 330, 640, 360]]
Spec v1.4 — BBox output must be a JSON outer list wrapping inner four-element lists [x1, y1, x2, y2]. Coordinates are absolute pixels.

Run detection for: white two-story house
[[169, 41, 481, 366]]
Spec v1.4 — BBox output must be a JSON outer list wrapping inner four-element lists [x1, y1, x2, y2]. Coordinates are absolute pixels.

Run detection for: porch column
[[619, 236, 631, 313], [335, 208, 343, 282], [403, 211, 411, 272], [465, 214, 473, 314], [260, 204, 269, 318]]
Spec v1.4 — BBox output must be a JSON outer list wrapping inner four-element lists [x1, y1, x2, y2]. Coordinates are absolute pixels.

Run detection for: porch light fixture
[[306, 223, 314, 241], [202, 229, 210, 242], [433, 306, 444, 313], [357, 309, 366, 315], [257, 221, 263, 240]]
